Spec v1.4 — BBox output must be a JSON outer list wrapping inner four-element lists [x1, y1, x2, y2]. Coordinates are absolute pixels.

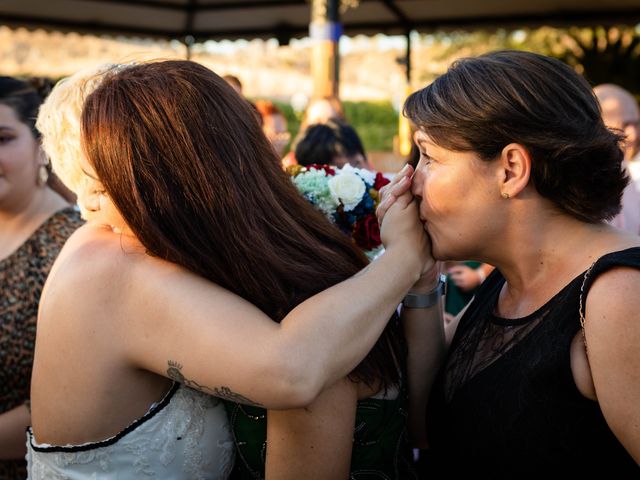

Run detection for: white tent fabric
[[1, 0, 639, 43]]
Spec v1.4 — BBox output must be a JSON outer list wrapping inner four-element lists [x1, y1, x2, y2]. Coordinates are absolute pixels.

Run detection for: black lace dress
[[425, 248, 640, 478]]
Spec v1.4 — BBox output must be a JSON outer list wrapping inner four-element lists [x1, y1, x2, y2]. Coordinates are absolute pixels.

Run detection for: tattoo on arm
[[166, 360, 264, 407]]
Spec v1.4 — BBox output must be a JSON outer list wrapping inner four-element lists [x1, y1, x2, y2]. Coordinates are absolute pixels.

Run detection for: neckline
[[0, 206, 77, 264], [488, 246, 640, 325], [28, 382, 180, 453]]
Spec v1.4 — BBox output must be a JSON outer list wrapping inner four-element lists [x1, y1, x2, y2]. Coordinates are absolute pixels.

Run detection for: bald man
[[595, 83, 640, 234]]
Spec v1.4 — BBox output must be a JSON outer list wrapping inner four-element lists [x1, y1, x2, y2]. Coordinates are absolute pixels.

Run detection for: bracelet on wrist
[[402, 274, 447, 308]]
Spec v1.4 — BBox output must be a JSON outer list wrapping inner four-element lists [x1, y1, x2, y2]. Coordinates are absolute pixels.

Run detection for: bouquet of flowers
[[287, 163, 391, 259]]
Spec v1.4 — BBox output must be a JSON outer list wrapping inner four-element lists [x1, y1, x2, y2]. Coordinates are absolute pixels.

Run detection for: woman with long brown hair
[[26, 61, 440, 478]]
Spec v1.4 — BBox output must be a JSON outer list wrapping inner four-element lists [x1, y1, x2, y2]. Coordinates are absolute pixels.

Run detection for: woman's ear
[[498, 143, 531, 199]]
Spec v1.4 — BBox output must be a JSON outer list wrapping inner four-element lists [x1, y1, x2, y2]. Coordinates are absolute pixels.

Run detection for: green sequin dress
[[224, 380, 418, 479]]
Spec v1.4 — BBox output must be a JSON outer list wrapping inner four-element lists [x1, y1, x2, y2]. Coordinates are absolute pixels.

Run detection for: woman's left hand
[[376, 163, 414, 226]]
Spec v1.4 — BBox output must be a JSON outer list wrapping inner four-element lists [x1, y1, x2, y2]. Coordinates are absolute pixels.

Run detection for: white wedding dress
[[26, 383, 235, 479]]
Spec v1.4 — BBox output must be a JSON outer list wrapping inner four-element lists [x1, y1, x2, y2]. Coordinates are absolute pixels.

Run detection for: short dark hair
[[295, 120, 366, 167], [404, 50, 627, 223], [0, 76, 43, 138]]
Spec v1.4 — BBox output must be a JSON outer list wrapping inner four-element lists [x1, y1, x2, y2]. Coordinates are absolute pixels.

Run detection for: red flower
[[373, 172, 390, 190], [308, 164, 336, 176], [352, 214, 381, 250]]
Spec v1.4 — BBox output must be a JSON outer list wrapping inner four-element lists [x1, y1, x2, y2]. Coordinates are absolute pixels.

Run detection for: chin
[[430, 238, 459, 262]]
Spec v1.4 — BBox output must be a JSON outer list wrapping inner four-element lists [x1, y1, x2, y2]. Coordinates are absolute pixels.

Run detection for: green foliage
[[273, 99, 397, 153], [344, 101, 397, 152]]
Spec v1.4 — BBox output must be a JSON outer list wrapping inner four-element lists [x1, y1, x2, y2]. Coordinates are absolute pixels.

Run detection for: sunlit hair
[[80, 60, 402, 389], [404, 50, 627, 223], [36, 64, 128, 197]]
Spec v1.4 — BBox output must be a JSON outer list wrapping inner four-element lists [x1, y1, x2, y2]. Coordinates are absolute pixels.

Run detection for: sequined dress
[[224, 381, 417, 479]]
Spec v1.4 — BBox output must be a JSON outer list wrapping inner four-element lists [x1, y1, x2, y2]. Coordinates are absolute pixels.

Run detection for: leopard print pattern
[[0, 207, 83, 479]]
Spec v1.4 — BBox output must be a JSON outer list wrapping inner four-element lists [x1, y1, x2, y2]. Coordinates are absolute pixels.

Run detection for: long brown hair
[[81, 60, 401, 388]]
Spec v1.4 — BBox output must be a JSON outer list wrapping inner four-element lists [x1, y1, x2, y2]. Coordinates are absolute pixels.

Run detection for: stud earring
[[501, 192, 510, 199], [37, 164, 49, 187]]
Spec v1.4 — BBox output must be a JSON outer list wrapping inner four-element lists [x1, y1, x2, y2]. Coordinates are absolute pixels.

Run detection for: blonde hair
[[36, 64, 120, 195]]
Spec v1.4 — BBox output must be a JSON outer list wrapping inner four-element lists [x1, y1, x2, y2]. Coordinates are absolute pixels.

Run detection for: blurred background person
[[595, 83, 640, 235], [222, 74, 243, 97], [294, 119, 371, 169], [255, 99, 291, 158], [301, 95, 345, 128], [284, 95, 347, 167], [444, 262, 494, 328], [0, 76, 82, 478]]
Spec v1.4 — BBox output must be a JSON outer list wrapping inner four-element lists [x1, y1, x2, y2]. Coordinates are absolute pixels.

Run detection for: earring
[[501, 192, 510, 199], [37, 164, 49, 187]]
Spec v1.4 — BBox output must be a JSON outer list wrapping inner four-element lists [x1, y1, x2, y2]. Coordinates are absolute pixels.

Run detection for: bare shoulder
[[585, 265, 640, 329], [44, 224, 139, 297]]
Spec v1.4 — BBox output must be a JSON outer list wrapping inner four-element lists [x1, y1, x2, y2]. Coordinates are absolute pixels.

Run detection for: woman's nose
[[411, 166, 424, 198]]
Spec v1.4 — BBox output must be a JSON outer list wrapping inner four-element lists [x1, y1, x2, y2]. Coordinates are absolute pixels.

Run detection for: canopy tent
[[3, 0, 640, 168], [2, 0, 640, 44]]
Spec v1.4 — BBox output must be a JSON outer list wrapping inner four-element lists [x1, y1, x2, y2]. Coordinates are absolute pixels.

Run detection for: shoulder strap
[[579, 247, 640, 349]]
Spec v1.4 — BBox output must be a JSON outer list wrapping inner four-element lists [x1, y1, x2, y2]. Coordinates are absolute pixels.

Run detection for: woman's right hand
[[376, 164, 434, 278]]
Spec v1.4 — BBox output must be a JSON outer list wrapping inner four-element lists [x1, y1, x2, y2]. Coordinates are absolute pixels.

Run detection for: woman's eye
[[420, 153, 432, 165], [0, 135, 14, 144]]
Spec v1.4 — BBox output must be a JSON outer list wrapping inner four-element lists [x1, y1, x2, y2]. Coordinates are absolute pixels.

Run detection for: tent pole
[[310, 0, 341, 99]]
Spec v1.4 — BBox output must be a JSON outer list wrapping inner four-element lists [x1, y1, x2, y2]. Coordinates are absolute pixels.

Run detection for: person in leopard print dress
[[0, 76, 82, 479]]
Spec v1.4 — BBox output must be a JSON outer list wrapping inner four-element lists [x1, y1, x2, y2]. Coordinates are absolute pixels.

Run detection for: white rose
[[340, 164, 376, 186], [328, 172, 366, 211]]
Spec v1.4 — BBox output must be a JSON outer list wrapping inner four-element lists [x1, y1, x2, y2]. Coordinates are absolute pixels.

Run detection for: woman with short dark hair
[[379, 50, 640, 476]]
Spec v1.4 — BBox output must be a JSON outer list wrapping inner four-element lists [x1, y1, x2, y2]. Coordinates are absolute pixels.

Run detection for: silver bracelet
[[402, 274, 447, 308]]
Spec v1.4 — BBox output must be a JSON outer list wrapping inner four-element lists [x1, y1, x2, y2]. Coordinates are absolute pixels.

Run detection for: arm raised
[[108, 186, 432, 409]]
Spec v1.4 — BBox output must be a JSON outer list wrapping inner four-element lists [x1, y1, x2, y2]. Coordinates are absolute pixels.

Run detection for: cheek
[[422, 171, 459, 213], [1, 144, 36, 174]]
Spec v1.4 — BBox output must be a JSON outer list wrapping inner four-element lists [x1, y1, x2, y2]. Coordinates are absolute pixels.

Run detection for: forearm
[[0, 403, 30, 460], [278, 245, 422, 403], [402, 295, 447, 448]]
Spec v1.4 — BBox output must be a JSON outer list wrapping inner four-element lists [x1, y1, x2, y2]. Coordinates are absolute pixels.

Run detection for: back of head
[[80, 61, 362, 314], [37, 64, 120, 198], [0, 76, 43, 138], [81, 60, 400, 388], [404, 50, 627, 223], [295, 119, 367, 168]]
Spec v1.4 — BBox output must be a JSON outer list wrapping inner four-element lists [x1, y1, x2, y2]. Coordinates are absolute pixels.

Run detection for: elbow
[[265, 357, 323, 409]]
